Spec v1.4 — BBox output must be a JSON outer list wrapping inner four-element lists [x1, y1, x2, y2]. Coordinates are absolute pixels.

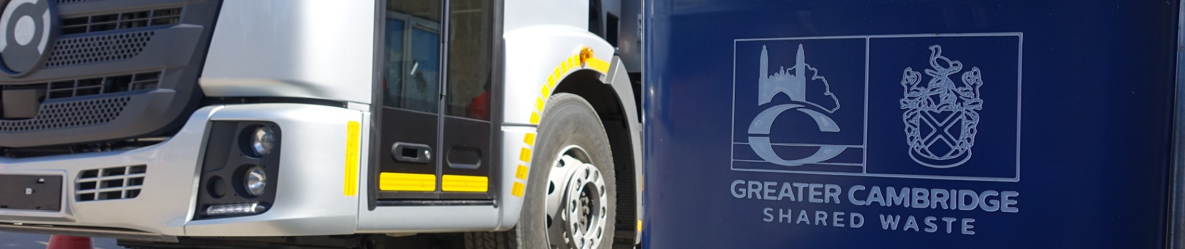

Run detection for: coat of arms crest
[[900, 45, 983, 168]]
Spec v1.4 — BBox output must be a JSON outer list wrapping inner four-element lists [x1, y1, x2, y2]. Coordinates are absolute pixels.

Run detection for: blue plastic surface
[[643, 1, 1180, 248]]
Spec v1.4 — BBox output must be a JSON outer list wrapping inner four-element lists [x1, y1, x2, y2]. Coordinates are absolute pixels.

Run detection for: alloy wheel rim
[[544, 146, 608, 249]]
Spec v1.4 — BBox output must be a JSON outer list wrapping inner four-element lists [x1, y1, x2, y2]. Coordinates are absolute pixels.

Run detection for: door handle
[[446, 146, 482, 170], [392, 142, 432, 163]]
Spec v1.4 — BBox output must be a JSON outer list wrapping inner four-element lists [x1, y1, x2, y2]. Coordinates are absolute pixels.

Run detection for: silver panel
[[185, 104, 363, 236], [200, 0, 375, 104], [0, 103, 366, 237], [502, 25, 615, 126], [0, 107, 218, 235]]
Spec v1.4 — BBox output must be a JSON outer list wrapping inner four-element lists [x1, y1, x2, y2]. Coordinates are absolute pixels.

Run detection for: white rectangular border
[[730, 32, 1023, 183]]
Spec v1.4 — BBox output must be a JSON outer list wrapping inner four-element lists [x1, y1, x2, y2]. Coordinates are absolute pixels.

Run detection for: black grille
[[2, 72, 160, 100], [0, 96, 130, 132], [77, 165, 146, 201], [47, 72, 160, 99], [0, 0, 218, 149], [61, 8, 182, 35], [46, 31, 154, 67]]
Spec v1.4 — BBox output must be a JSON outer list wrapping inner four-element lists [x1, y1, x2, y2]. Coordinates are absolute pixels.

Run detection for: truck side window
[[445, 0, 493, 120], [385, 0, 441, 113]]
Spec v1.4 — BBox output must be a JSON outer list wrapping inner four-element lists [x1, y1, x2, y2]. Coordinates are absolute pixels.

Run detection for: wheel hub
[[545, 149, 607, 249]]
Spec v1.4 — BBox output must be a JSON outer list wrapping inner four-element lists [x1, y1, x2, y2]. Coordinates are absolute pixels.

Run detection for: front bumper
[[0, 103, 363, 238]]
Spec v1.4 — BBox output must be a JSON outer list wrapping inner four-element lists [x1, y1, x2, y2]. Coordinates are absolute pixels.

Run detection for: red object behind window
[[467, 90, 491, 120]]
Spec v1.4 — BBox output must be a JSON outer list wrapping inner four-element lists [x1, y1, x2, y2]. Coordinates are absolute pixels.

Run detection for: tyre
[[467, 93, 617, 249]]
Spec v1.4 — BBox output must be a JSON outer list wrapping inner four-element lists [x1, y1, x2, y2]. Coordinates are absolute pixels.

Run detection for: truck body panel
[[201, 0, 375, 104], [643, 0, 1180, 248], [0, 0, 646, 246]]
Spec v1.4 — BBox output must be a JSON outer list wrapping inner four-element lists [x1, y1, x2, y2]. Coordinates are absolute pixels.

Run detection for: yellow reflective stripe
[[344, 121, 361, 196], [559, 57, 568, 74], [519, 148, 532, 162], [512, 50, 609, 199], [523, 133, 536, 146], [442, 175, 488, 192], [379, 173, 436, 191], [586, 57, 610, 74], [515, 165, 529, 180], [512, 182, 526, 197]]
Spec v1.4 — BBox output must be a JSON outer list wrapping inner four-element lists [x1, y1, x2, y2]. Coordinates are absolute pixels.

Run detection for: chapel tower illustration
[[758, 45, 807, 105]]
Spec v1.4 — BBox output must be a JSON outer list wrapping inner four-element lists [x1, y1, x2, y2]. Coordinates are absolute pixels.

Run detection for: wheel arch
[[499, 25, 642, 245], [553, 64, 642, 246]]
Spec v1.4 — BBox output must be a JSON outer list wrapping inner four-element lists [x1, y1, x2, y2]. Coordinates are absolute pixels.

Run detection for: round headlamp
[[244, 166, 267, 197], [250, 126, 275, 156]]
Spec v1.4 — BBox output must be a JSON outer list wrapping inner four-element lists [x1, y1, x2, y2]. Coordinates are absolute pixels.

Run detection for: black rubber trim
[[488, 0, 506, 210], [376, 199, 495, 206], [367, 0, 385, 211], [202, 97, 347, 108]]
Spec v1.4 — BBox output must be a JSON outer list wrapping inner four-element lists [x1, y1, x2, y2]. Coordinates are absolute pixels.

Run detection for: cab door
[[375, 0, 496, 201]]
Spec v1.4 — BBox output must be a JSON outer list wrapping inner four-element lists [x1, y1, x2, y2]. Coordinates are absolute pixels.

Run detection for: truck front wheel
[[466, 93, 617, 249]]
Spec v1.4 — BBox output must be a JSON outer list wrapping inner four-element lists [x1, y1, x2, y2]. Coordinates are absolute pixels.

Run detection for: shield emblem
[[900, 45, 984, 168]]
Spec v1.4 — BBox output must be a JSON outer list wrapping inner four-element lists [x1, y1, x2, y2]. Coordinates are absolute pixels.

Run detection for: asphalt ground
[[0, 232, 122, 249]]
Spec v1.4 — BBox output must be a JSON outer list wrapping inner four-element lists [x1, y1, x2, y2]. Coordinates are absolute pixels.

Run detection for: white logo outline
[[730, 33, 1022, 183], [746, 44, 849, 167], [899, 45, 983, 168]]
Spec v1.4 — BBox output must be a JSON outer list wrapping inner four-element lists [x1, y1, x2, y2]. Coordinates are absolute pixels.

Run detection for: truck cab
[[0, 0, 643, 248]]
